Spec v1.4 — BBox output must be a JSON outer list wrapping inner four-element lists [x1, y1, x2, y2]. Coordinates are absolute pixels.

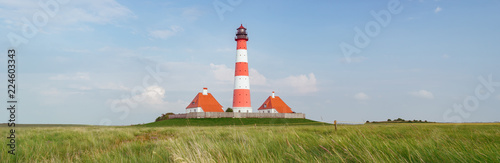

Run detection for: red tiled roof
[[257, 96, 293, 113], [238, 24, 245, 29], [186, 92, 224, 112]]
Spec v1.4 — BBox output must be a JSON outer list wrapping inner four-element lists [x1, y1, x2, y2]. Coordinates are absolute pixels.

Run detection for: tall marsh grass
[[1, 123, 499, 162]]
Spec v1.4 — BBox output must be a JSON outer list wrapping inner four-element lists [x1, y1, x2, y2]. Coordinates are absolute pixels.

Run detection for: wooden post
[[334, 120, 337, 131]]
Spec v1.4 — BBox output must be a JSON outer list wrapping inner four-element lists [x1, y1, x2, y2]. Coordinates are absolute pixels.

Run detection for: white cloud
[[340, 56, 368, 63], [442, 54, 450, 59], [68, 84, 92, 91], [278, 73, 318, 94], [210, 63, 233, 83], [149, 26, 184, 39], [49, 72, 90, 80], [434, 6, 442, 13], [59, 0, 135, 24], [40, 88, 62, 96], [182, 7, 203, 21], [250, 68, 267, 86], [39, 87, 86, 105], [139, 46, 170, 53], [119, 85, 164, 105], [108, 85, 179, 111], [0, 0, 136, 31], [98, 46, 138, 58], [96, 82, 130, 91], [62, 48, 91, 54], [410, 90, 434, 99], [139, 85, 167, 105], [0, 1, 40, 18], [354, 92, 370, 100]]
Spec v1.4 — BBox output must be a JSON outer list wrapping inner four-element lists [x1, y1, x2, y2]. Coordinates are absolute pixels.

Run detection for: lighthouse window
[[264, 104, 266, 107]]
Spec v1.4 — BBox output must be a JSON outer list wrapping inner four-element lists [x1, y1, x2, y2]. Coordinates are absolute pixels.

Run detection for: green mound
[[141, 118, 329, 127]]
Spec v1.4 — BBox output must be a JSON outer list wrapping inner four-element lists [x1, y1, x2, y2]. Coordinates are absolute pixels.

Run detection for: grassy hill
[[141, 118, 330, 127]]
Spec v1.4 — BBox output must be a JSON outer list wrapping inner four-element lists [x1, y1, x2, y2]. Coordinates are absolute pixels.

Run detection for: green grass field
[[1, 119, 499, 162]]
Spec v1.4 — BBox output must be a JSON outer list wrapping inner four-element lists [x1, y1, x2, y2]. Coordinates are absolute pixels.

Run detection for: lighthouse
[[232, 24, 252, 113]]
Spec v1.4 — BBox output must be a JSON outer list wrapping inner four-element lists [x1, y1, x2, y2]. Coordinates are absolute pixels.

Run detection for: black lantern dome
[[235, 24, 248, 41]]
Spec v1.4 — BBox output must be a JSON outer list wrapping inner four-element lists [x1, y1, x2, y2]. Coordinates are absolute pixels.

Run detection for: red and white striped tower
[[232, 24, 252, 113]]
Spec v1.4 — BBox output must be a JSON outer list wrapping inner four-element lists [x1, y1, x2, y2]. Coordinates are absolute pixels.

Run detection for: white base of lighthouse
[[233, 107, 252, 113]]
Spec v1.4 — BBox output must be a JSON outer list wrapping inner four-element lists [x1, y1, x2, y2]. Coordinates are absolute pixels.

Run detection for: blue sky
[[0, 0, 499, 125]]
